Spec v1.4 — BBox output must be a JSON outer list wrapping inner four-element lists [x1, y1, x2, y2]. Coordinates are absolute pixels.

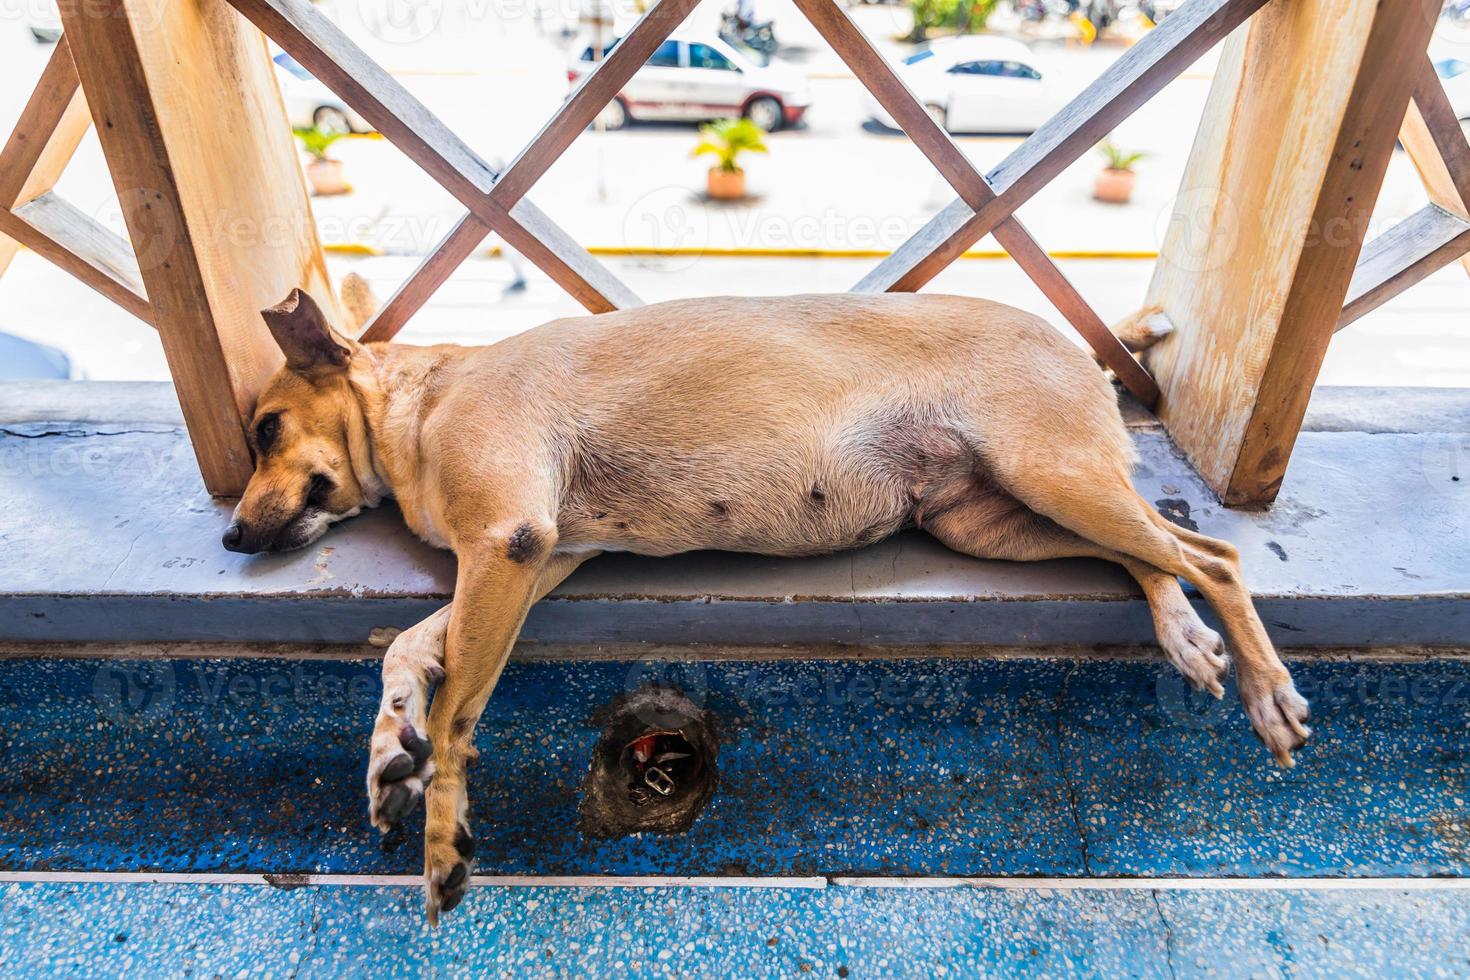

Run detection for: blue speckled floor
[[1, 657, 1467, 877], [5, 881, 1470, 977], [1, 655, 1468, 974]]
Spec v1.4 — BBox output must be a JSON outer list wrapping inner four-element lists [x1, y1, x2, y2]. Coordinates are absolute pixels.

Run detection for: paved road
[[0, 4, 1465, 385]]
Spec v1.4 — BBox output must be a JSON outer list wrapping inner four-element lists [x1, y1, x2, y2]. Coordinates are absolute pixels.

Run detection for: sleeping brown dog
[[224, 277, 1309, 921]]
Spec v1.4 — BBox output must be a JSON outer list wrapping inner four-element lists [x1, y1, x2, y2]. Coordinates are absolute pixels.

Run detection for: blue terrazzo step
[[5, 880, 1469, 977], [2, 657, 1467, 878]]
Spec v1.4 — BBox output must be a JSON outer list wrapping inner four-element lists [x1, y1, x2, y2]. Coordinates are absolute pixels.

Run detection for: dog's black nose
[[222, 521, 247, 553]]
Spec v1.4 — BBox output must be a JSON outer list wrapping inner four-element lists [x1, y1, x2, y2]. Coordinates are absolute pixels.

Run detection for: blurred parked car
[[864, 36, 1061, 134], [1435, 58, 1470, 139], [568, 32, 810, 131], [28, 0, 61, 42], [273, 51, 372, 135]]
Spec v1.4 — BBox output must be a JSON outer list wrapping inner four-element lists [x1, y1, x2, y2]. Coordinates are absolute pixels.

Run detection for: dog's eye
[[307, 473, 333, 507], [254, 413, 281, 454]]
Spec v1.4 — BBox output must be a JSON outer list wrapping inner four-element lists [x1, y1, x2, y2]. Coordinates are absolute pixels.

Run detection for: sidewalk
[[4, 246, 1466, 387]]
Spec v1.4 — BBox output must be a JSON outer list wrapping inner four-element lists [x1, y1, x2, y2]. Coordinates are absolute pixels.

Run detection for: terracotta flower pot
[[307, 158, 349, 196], [706, 167, 745, 201], [1093, 168, 1136, 204]]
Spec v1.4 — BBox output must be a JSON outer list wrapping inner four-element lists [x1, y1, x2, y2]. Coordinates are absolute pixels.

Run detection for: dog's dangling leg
[[1007, 479, 1310, 767], [365, 605, 450, 833], [922, 495, 1228, 697], [419, 536, 590, 924], [420, 565, 537, 925], [1114, 556, 1228, 698], [364, 552, 595, 839]]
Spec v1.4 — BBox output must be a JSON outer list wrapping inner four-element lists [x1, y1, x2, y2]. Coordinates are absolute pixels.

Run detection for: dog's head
[[222, 289, 381, 554]]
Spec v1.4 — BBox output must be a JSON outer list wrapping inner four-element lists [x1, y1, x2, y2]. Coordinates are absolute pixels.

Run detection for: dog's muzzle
[[223, 507, 342, 554], [221, 520, 263, 554]]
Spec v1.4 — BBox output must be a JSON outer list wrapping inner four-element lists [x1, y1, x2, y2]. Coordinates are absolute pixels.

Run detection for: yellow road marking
[[322, 243, 1160, 260]]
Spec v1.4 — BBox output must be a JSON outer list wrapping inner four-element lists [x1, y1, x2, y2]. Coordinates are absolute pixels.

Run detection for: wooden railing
[[0, 0, 1465, 503]]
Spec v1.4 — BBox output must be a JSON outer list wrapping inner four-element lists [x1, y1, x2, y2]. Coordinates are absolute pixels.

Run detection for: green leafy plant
[[1097, 138, 1147, 172], [293, 125, 347, 162], [691, 117, 769, 174], [906, 0, 999, 42]]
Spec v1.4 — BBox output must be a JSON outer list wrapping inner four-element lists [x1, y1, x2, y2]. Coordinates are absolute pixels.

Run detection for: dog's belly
[[558, 479, 911, 557], [557, 412, 979, 558]]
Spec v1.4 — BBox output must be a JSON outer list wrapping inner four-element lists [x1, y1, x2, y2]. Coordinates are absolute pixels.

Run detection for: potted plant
[[294, 125, 350, 196], [1093, 139, 1146, 204], [692, 117, 768, 201]]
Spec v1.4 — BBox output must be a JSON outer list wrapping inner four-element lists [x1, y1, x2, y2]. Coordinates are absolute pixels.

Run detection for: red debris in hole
[[628, 734, 659, 765]]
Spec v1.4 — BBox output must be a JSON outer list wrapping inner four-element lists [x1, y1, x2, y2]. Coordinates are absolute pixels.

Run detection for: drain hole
[[623, 728, 704, 806], [578, 685, 718, 839]]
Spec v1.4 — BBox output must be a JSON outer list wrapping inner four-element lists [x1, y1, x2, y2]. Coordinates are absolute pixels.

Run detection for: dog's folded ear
[[261, 288, 356, 377]]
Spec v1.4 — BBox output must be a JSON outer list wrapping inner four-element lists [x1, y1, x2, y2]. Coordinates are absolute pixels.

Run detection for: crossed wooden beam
[[0, 37, 151, 325], [1339, 57, 1470, 330], [1, 0, 1466, 412]]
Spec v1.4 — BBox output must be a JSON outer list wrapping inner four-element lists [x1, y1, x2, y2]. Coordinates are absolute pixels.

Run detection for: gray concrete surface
[[1, 382, 1465, 647]]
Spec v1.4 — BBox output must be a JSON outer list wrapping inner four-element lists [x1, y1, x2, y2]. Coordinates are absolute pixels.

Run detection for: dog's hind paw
[[1241, 675, 1311, 768], [1159, 617, 1228, 699], [424, 823, 476, 925], [367, 721, 434, 832]]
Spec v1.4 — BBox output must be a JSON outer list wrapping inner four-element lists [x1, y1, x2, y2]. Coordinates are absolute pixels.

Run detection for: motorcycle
[[720, 10, 777, 57], [1017, 0, 1078, 23]]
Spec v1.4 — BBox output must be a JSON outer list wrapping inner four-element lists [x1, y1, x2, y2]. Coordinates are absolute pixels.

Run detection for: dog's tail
[[1107, 303, 1173, 355], [339, 272, 380, 335]]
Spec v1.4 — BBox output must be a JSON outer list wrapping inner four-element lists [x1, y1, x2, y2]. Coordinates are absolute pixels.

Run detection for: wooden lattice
[[0, 37, 151, 324], [2, 0, 1467, 416], [1339, 56, 1470, 330]]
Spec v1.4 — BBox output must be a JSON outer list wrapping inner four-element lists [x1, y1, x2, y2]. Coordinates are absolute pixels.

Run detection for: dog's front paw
[[425, 823, 476, 925], [1240, 673, 1311, 767], [1159, 618, 1228, 698], [367, 720, 434, 832]]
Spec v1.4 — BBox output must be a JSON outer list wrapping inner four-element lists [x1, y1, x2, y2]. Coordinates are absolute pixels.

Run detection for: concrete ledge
[[1, 382, 1466, 646], [5, 641, 1468, 662]]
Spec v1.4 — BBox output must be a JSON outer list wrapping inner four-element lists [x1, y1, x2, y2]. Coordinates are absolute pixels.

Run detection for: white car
[[28, 0, 61, 42], [568, 32, 811, 131], [864, 36, 1061, 134], [1436, 58, 1470, 139], [273, 51, 372, 135]]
